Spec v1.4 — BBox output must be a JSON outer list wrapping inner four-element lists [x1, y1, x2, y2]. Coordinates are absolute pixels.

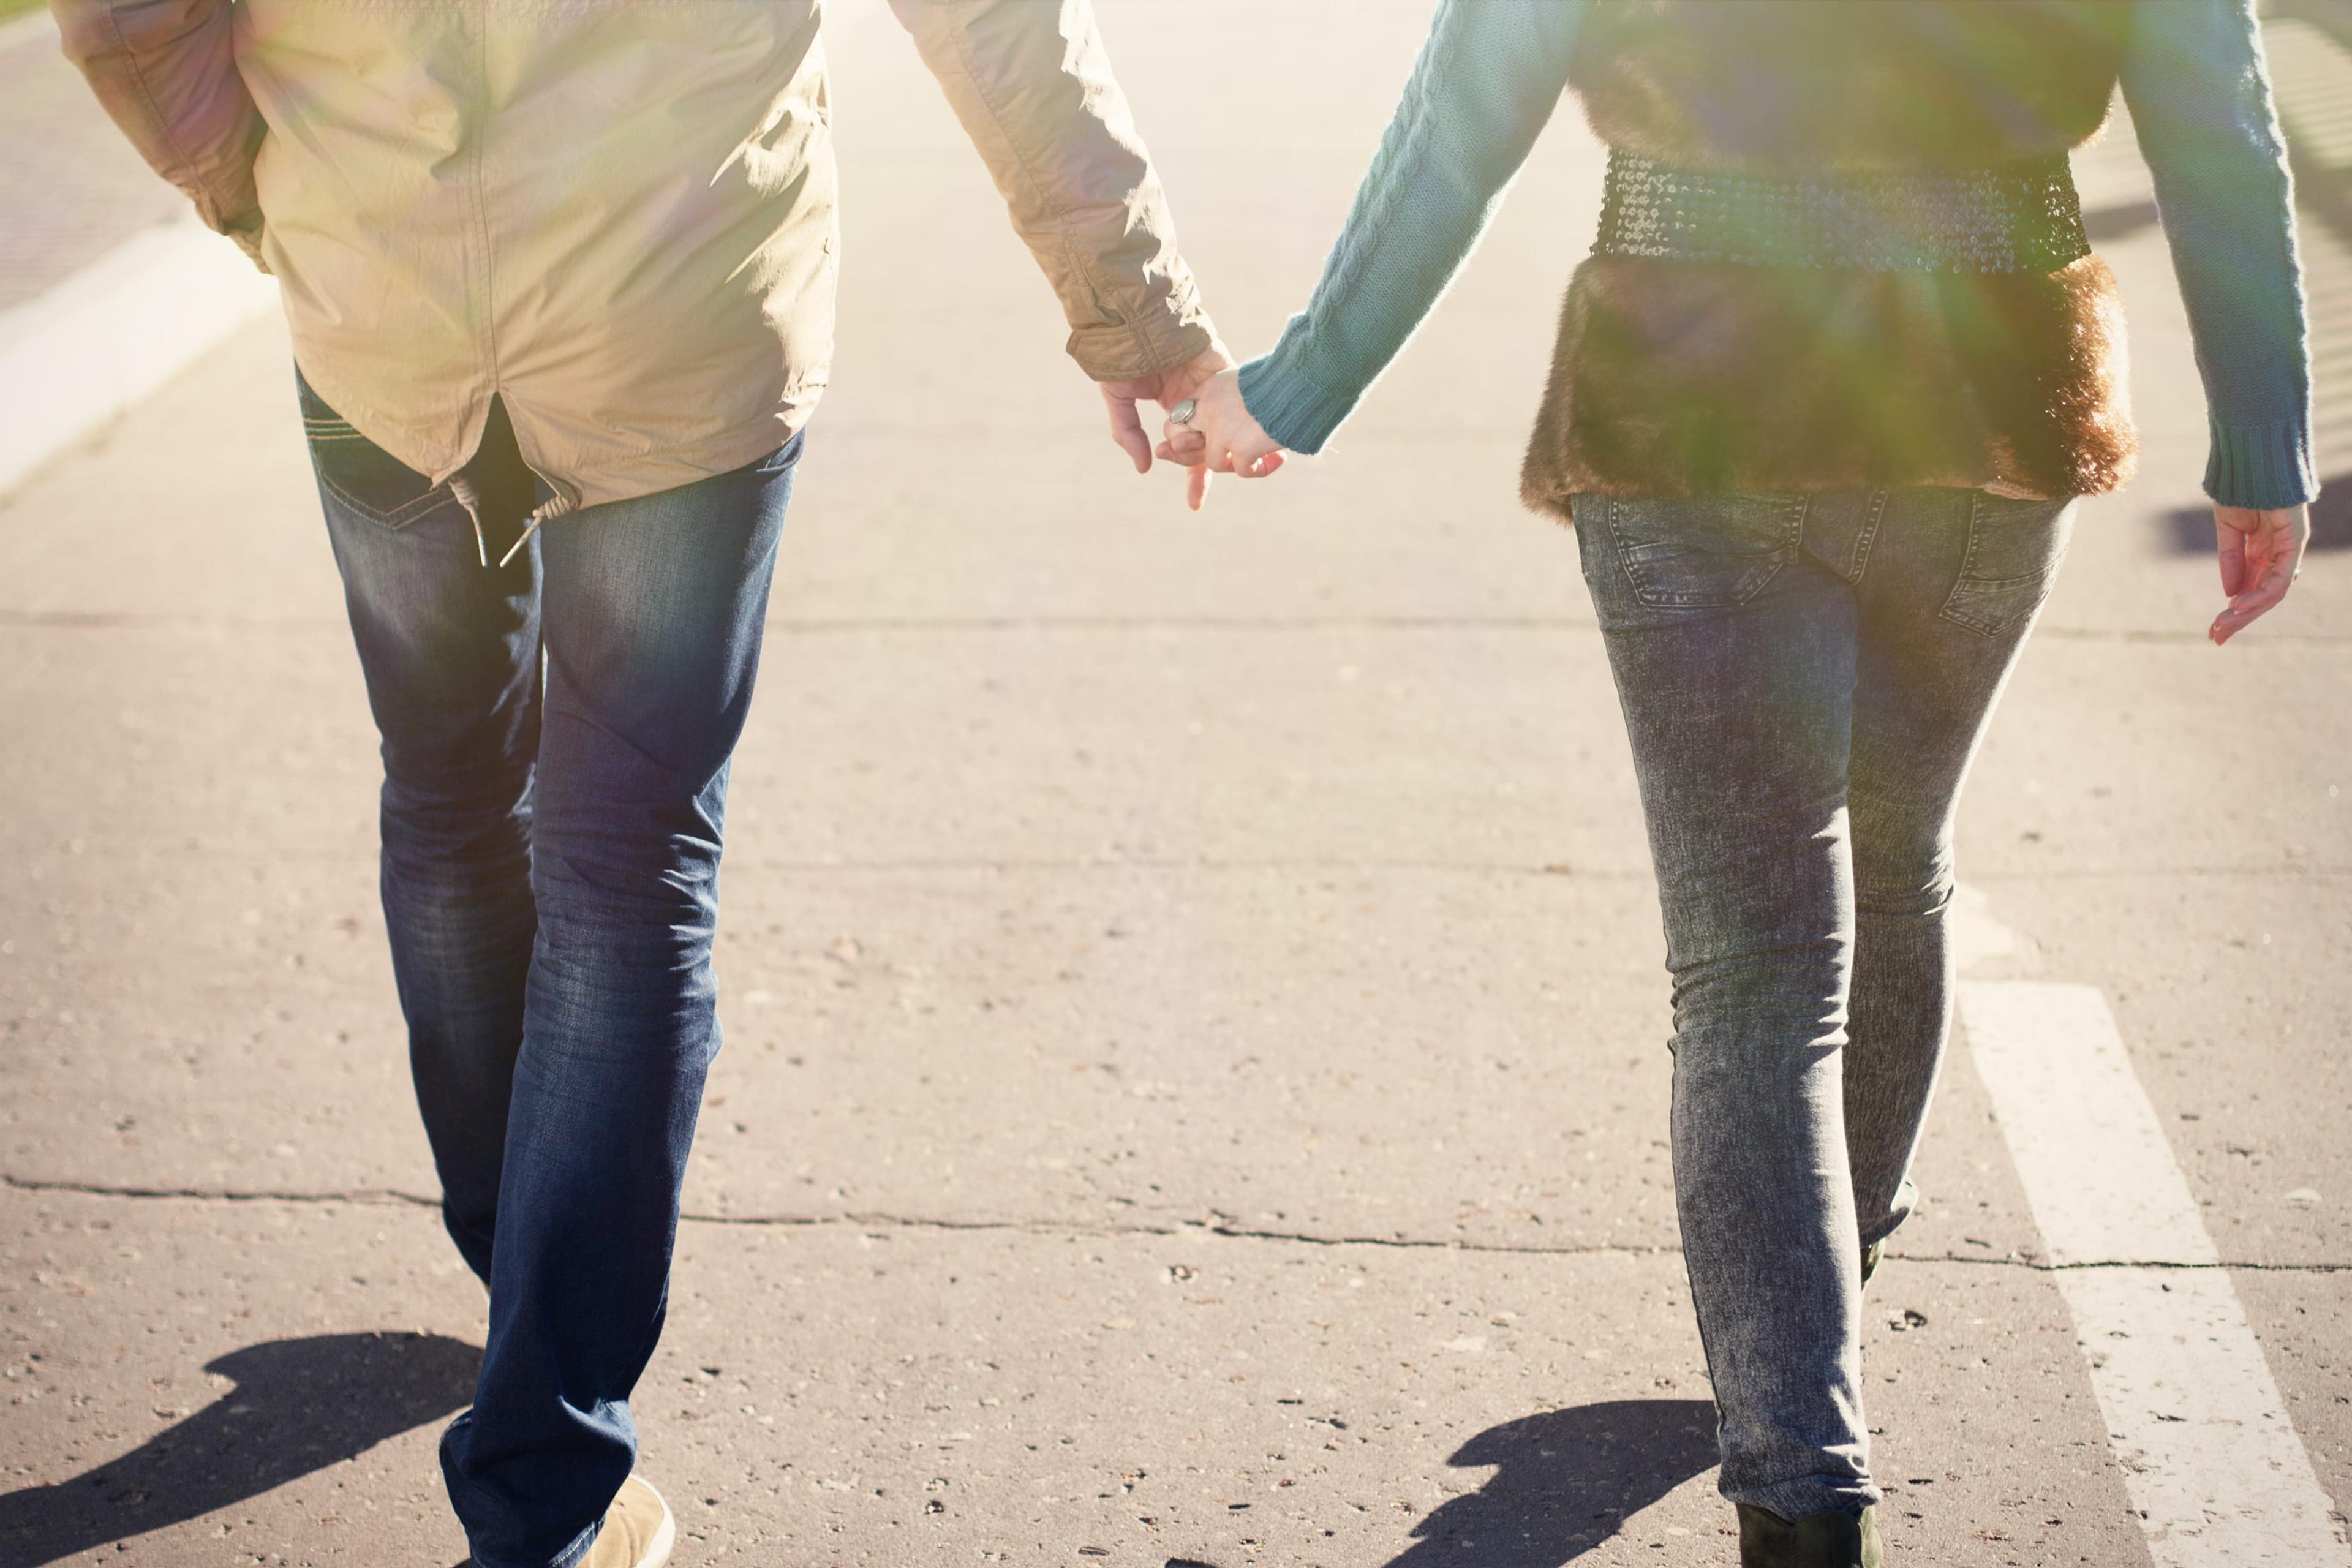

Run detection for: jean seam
[[1939, 490, 2003, 636], [1849, 489, 1888, 582], [1939, 489, 2067, 638], [316, 467, 456, 533], [1604, 496, 1645, 605]]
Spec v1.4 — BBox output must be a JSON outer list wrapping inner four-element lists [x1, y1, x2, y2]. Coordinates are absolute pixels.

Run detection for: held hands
[[1101, 346, 1237, 511], [1159, 369, 1285, 510], [2209, 503, 2310, 645], [1101, 352, 1289, 511]]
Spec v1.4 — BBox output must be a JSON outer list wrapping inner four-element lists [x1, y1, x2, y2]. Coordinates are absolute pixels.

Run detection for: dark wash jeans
[[1570, 488, 2073, 1521], [301, 375, 797, 1568]]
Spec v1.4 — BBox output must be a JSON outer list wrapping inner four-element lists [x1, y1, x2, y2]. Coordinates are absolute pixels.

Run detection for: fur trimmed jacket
[[1518, 0, 2140, 514]]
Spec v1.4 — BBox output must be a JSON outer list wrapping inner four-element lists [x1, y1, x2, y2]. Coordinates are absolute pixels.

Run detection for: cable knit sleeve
[[2121, 0, 2316, 508], [1236, 0, 1585, 455]]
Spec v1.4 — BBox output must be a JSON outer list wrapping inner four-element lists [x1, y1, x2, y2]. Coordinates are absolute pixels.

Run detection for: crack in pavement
[[9, 1174, 2349, 1272], [1885, 1250, 2352, 1274]]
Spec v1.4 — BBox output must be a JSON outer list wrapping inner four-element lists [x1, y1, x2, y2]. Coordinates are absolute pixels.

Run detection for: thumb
[[1101, 388, 1152, 474]]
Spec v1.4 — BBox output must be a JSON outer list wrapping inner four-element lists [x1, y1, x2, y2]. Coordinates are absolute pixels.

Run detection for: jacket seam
[[103, 2, 201, 203], [939, 2, 1163, 374], [466, 9, 502, 404]]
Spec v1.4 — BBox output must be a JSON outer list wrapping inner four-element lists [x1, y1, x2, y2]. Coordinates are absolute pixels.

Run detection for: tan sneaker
[[579, 1474, 676, 1568]]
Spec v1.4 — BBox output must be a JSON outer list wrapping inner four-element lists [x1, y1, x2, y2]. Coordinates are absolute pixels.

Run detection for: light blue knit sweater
[[1236, 0, 2316, 510]]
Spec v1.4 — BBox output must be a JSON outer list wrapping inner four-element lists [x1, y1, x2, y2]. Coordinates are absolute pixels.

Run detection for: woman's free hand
[[1160, 369, 1286, 511], [2209, 503, 2311, 645]]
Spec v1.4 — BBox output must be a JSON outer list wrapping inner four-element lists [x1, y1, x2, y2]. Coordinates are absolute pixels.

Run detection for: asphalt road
[[0, 4, 2346, 1566]]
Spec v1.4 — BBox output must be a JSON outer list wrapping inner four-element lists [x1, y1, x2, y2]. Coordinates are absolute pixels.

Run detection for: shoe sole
[[632, 1476, 677, 1568]]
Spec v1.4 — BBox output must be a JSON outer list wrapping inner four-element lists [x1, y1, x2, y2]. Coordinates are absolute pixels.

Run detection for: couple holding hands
[[57, 1, 2312, 1565]]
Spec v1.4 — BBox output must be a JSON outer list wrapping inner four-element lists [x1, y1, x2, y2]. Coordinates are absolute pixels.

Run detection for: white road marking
[[1947, 882, 2024, 973], [0, 217, 277, 499], [1960, 979, 2351, 1566]]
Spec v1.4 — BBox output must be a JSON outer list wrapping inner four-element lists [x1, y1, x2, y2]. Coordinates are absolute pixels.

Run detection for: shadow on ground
[[1380, 1398, 1719, 1566], [2161, 478, 2352, 556], [0, 1331, 479, 1568]]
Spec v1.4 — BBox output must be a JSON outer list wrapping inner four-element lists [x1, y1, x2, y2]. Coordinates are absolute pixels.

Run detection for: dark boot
[[1736, 1502, 1883, 1567]]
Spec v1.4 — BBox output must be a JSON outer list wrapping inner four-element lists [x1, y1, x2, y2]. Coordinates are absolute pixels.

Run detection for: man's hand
[[1102, 346, 1234, 511], [2209, 503, 2310, 645], [1157, 368, 1284, 510]]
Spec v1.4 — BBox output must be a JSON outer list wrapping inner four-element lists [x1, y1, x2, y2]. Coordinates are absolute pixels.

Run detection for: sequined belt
[[1592, 149, 2090, 274]]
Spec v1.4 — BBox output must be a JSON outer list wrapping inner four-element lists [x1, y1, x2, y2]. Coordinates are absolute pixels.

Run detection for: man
[[52, 3, 1226, 1564]]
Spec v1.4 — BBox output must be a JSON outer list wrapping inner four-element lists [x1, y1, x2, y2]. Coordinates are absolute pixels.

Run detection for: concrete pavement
[[1, 2, 2347, 1564]]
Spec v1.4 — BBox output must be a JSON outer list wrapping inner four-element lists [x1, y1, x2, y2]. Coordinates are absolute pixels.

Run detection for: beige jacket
[[54, 0, 1217, 509]]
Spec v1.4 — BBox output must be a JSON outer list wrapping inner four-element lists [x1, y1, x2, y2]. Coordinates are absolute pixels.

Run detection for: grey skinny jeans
[[1570, 487, 2075, 1520]]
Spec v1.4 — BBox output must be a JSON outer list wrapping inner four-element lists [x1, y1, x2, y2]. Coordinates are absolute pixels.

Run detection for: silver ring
[[1167, 398, 1197, 426]]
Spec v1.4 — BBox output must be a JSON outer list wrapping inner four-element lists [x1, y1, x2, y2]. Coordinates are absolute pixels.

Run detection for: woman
[[1171, 2, 2312, 1563]]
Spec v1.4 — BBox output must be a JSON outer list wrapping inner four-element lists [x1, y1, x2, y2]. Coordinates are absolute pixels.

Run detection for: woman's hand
[[2209, 503, 2310, 645], [1101, 346, 1232, 511], [1160, 369, 1286, 511]]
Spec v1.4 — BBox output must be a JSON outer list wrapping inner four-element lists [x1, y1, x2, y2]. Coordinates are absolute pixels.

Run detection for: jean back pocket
[[1940, 492, 2075, 637], [1600, 493, 1803, 609], [298, 374, 454, 530]]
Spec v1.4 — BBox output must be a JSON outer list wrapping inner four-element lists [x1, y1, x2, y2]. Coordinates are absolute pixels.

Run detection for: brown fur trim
[[1520, 253, 2136, 521]]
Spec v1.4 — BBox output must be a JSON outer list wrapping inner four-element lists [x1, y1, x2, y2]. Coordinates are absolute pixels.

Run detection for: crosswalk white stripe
[[1961, 980, 2351, 1566]]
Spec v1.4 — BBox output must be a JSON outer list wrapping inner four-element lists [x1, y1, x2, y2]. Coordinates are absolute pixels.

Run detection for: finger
[[1232, 436, 1283, 478], [1188, 464, 1209, 512], [1163, 428, 1208, 464], [1101, 389, 1152, 474], [2214, 514, 2248, 598], [2209, 557, 2297, 644]]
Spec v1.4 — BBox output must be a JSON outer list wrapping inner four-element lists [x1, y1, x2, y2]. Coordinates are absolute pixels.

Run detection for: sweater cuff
[[1236, 348, 1359, 457], [2204, 418, 2317, 510]]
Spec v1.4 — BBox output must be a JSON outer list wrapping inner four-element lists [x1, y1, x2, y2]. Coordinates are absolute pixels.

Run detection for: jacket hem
[[1068, 312, 1216, 382], [291, 351, 824, 514]]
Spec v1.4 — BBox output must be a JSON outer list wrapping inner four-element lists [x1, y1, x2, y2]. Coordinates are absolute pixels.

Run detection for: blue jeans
[[1571, 488, 2073, 1522], [303, 378, 798, 1568]]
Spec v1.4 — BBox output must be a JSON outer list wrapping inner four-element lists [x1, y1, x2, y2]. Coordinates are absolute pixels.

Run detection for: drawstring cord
[[443, 472, 575, 570], [447, 473, 488, 567], [498, 492, 573, 568]]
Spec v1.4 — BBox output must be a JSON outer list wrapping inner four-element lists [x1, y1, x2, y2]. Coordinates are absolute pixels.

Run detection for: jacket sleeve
[[50, 0, 268, 264], [888, 0, 1216, 380], [2120, 0, 2315, 508]]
